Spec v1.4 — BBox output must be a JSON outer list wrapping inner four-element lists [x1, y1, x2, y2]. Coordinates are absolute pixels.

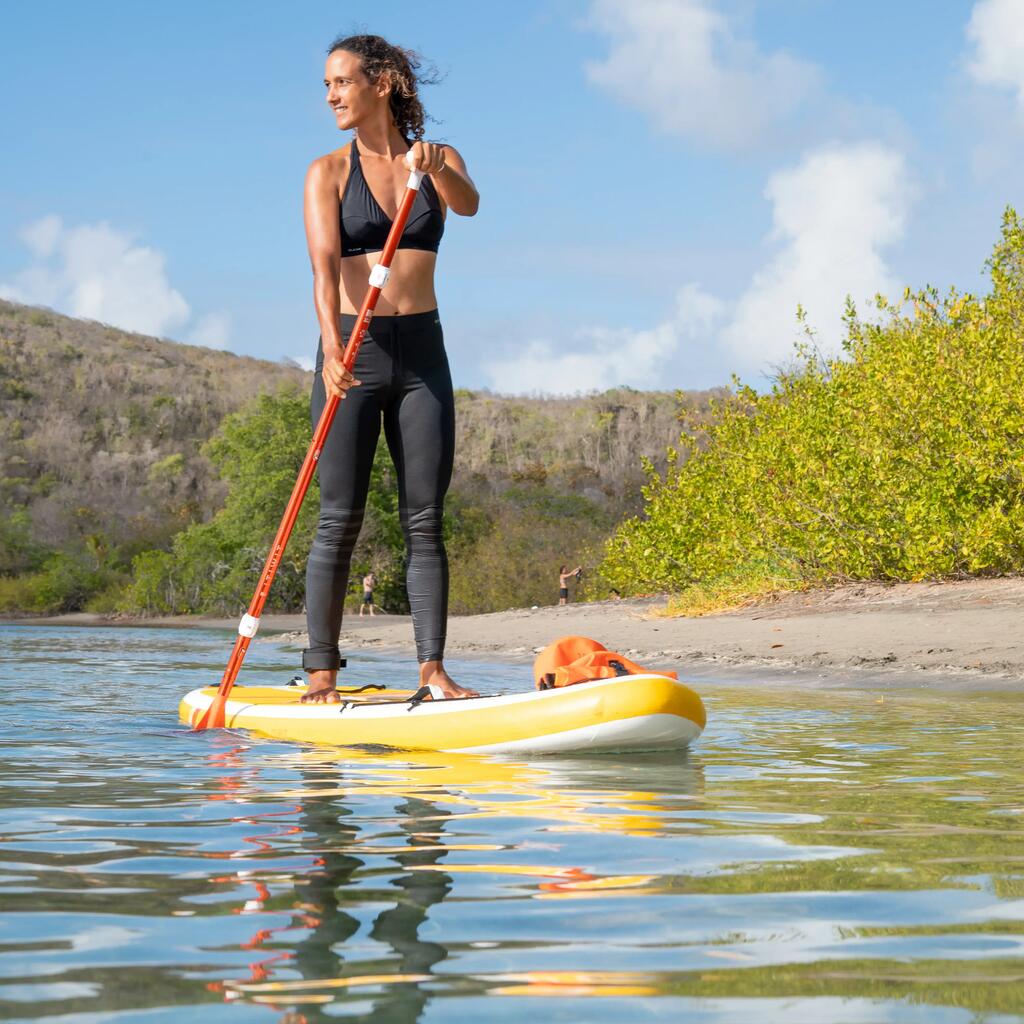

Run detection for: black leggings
[[303, 310, 455, 671]]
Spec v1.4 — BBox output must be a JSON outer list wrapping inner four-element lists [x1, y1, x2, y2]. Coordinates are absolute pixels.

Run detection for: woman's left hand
[[406, 141, 446, 174]]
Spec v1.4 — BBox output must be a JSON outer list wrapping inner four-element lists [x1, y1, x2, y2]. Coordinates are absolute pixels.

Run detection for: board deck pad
[[197, 685, 420, 705]]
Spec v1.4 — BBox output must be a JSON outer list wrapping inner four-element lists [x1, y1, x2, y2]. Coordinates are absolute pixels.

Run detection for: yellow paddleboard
[[179, 675, 706, 754]]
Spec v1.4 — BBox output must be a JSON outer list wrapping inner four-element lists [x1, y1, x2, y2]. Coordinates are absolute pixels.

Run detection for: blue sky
[[2, 0, 1023, 392]]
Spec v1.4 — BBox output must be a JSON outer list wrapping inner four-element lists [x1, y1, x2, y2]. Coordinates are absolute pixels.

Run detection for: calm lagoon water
[[1, 624, 1023, 1023]]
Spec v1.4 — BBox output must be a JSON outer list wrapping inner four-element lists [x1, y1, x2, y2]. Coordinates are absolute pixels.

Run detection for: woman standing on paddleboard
[[301, 34, 479, 703]]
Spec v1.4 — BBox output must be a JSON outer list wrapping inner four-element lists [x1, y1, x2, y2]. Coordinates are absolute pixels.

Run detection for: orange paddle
[[194, 157, 427, 730]]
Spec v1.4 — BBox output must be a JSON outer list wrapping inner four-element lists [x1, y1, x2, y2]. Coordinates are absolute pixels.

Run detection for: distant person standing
[[558, 564, 581, 606], [359, 571, 377, 617]]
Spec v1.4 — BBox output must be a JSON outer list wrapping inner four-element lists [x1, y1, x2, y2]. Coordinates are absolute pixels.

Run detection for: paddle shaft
[[194, 164, 425, 730]]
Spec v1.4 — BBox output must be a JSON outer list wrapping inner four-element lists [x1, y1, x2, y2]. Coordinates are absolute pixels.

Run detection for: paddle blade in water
[[193, 637, 247, 731], [194, 693, 227, 731]]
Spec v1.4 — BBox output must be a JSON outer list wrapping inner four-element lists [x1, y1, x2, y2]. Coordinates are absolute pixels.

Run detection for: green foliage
[[0, 550, 118, 614], [603, 209, 1024, 600], [659, 558, 807, 616], [448, 485, 612, 613], [0, 508, 41, 575], [122, 389, 320, 615], [147, 453, 186, 488]]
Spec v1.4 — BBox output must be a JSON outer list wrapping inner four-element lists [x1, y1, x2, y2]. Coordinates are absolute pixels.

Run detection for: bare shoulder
[[306, 144, 352, 193]]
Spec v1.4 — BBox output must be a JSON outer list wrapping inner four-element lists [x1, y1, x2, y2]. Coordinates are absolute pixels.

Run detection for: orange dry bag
[[533, 635, 678, 690]]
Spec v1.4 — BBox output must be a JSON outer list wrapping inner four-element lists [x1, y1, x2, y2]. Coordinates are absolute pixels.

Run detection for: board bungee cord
[[194, 154, 426, 731]]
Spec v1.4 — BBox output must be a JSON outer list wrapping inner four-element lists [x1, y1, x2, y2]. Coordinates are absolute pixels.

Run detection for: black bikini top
[[340, 138, 444, 257]]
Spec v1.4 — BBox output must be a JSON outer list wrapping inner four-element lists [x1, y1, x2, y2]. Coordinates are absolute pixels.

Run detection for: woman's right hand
[[321, 349, 361, 399]]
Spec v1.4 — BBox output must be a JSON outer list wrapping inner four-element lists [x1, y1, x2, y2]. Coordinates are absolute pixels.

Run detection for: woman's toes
[[301, 688, 339, 704]]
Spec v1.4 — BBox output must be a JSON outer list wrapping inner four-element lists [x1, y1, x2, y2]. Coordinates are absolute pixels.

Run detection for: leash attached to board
[[193, 155, 426, 731]]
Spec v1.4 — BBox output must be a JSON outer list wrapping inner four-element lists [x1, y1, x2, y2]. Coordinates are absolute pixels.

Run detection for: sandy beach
[[12, 576, 1024, 687]]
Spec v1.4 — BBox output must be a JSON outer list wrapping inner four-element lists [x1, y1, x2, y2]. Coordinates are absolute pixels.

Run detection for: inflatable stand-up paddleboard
[[180, 675, 706, 755]]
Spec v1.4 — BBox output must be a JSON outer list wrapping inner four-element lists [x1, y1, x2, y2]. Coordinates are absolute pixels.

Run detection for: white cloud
[[0, 215, 189, 336], [484, 142, 913, 393], [486, 323, 677, 395], [720, 142, 912, 369], [186, 311, 231, 350], [484, 283, 723, 394], [0, 215, 229, 349], [966, 0, 1024, 110], [21, 214, 63, 259], [585, 0, 823, 152]]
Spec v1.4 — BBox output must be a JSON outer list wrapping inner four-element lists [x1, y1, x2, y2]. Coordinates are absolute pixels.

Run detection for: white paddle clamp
[[238, 613, 260, 638], [403, 150, 425, 190]]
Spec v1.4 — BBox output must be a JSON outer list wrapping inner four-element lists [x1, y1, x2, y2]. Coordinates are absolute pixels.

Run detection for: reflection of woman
[[222, 750, 706, 1016], [290, 773, 453, 1023], [558, 564, 581, 606], [301, 34, 480, 704]]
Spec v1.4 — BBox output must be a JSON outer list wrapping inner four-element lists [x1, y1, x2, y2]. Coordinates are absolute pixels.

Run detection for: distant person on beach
[[300, 33, 480, 703], [559, 564, 582, 606], [359, 572, 377, 617]]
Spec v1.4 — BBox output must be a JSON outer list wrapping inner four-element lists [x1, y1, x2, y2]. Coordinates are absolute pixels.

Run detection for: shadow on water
[[1, 625, 1024, 1023]]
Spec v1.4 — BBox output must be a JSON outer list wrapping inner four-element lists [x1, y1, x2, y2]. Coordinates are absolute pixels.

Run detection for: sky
[[2, 0, 1024, 394]]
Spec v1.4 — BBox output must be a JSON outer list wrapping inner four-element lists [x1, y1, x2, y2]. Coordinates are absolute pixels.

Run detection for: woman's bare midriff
[[339, 248, 439, 316]]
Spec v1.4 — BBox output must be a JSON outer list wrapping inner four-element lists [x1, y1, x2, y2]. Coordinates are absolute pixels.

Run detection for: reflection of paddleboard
[[179, 675, 706, 754]]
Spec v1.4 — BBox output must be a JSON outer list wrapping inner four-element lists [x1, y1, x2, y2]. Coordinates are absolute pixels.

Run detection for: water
[[1, 625, 1023, 1023]]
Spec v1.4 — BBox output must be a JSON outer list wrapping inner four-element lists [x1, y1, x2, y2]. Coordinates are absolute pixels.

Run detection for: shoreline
[[6, 577, 1024, 689]]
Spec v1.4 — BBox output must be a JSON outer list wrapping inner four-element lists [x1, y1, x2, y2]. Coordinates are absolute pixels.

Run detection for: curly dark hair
[[328, 33, 439, 141]]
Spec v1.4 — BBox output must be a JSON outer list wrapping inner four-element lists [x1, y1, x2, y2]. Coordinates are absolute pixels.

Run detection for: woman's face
[[324, 50, 386, 131]]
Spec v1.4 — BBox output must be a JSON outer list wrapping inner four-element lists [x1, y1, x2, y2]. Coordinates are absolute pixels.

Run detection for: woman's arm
[[407, 141, 479, 216], [304, 153, 359, 398]]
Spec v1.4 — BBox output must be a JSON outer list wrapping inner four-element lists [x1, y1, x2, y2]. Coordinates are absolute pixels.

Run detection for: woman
[[301, 34, 479, 703]]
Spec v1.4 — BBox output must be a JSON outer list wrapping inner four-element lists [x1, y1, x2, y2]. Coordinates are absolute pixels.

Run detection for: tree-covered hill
[[0, 300, 720, 614]]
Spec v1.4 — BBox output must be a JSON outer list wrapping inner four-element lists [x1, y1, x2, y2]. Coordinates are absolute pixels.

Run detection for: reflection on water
[[0, 625, 1023, 1023]]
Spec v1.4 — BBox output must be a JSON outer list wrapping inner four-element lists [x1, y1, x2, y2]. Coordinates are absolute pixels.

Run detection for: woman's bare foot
[[301, 669, 342, 704], [419, 660, 479, 699]]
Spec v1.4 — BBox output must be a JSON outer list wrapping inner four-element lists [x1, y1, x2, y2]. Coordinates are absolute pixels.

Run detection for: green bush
[[602, 209, 1024, 597], [448, 486, 612, 613], [0, 551, 116, 614], [0, 508, 41, 575]]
